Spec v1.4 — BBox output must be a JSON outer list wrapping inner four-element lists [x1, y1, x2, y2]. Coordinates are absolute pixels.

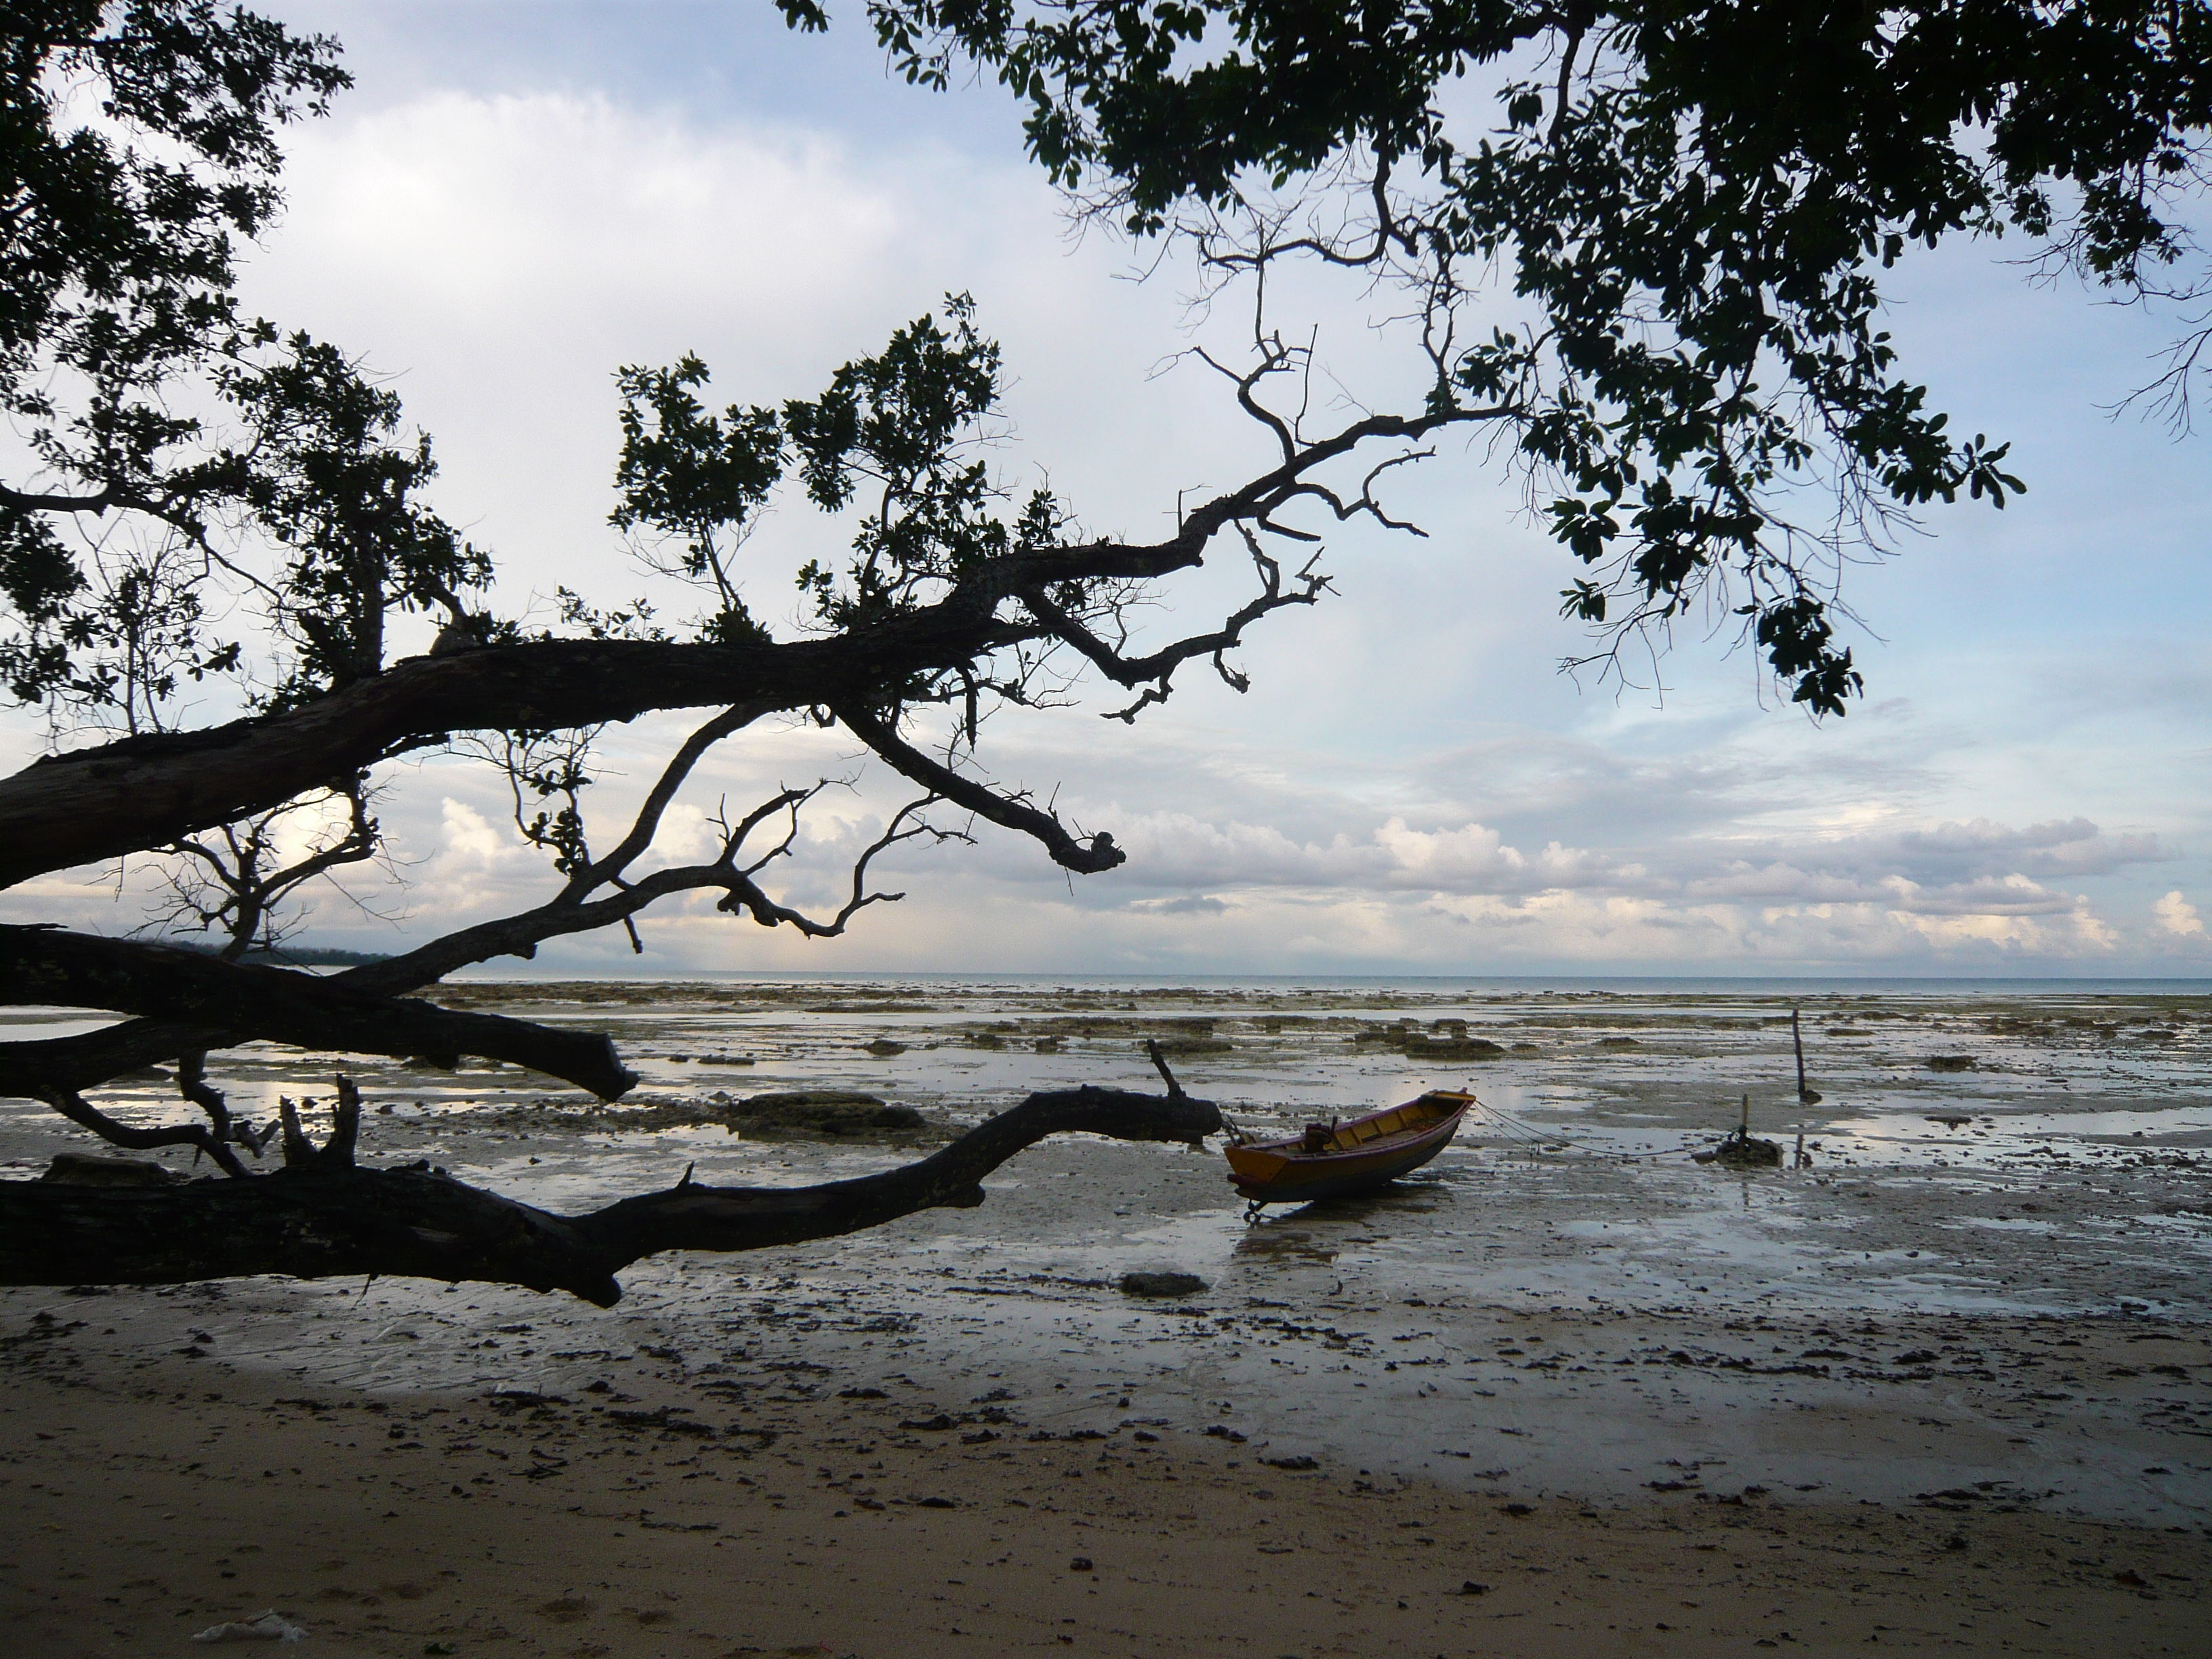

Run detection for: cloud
[[1128, 895, 1229, 916], [2154, 890, 2206, 937], [4, 36, 2207, 982], [1082, 802, 2165, 919]]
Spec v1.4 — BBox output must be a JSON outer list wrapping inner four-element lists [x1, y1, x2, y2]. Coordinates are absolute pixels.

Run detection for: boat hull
[[1225, 1091, 1470, 1206]]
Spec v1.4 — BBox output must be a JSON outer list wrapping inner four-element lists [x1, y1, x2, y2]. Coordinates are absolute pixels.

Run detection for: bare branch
[[36, 1081, 249, 1178], [151, 775, 381, 958], [0, 928, 637, 1100], [716, 794, 967, 935], [1145, 1038, 1185, 1099], [566, 702, 768, 895], [0, 1083, 1225, 1305], [1024, 529, 1332, 724], [324, 1075, 361, 1167], [834, 702, 1125, 874]]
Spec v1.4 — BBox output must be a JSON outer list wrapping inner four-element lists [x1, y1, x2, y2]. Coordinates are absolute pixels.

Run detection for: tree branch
[[0, 633, 1018, 890], [564, 702, 768, 896], [0, 788, 958, 1097], [834, 703, 1125, 873], [1022, 529, 1332, 722], [0, 928, 636, 1100], [0, 1083, 1224, 1305], [36, 1082, 250, 1178], [0, 482, 119, 514], [0, 401, 1513, 891]]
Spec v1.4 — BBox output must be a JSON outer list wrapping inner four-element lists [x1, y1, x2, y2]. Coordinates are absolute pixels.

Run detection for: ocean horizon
[[441, 964, 2212, 996]]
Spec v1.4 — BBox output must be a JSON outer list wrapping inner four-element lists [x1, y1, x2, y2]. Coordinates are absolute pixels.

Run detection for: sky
[[4, 0, 2209, 977]]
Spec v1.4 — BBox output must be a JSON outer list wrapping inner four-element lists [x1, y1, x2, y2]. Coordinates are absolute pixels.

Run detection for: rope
[[1465, 1094, 1551, 1145], [1461, 1094, 1693, 1160]]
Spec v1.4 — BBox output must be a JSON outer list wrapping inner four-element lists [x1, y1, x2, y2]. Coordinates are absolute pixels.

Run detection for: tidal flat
[[2, 979, 2208, 1654]]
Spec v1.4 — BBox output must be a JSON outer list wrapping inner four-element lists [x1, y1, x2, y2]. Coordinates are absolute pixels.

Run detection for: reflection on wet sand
[[0, 977, 2206, 1523]]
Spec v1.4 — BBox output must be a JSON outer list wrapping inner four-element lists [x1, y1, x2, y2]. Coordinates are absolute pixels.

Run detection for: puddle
[[4, 977, 2208, 1519]]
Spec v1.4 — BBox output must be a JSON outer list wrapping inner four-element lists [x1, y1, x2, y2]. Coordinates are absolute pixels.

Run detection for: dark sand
[[3, 1324, 2207, 1658]]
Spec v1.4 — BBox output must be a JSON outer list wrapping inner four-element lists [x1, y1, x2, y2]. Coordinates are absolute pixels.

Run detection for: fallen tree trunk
[[0, 1083, 1222, 1305]]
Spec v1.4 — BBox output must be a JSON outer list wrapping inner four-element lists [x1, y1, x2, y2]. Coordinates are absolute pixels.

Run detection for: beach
[[2, 978, 2207, 1653]]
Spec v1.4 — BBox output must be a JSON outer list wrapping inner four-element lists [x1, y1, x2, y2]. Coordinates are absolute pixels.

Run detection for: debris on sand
[[1696, 1130, 1784, 1168], [190, 1610, 307, 1642], [1927, 1054, 1977, 1072], [1119, 1271, 1206, 1298], [1693, 1093, 1784, 1168]]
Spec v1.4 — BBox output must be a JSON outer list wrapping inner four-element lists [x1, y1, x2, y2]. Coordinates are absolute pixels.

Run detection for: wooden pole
[[1791, 1007, 1822, 1105]]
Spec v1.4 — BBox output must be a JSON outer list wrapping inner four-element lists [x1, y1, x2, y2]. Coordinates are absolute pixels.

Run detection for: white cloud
[[2154, 890, 2206, 937], [436, 797, 509, 862], [3, 27, 2208, 981]]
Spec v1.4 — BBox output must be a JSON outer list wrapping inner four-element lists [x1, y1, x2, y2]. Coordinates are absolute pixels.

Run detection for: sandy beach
[[3, 979, 2208, 1654], [3, 1298, 2206, 1658]]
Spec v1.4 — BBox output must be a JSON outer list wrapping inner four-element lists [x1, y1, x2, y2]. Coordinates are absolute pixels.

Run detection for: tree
[[859, 0, 2206, 708], [1, 2, 2205, 1301]]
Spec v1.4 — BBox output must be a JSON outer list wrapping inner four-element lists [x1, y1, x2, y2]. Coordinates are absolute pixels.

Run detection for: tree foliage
[[0, 2, 2203, 1298], [866, 0, 2207, 710]]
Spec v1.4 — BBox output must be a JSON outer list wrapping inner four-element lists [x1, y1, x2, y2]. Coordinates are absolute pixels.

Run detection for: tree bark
[[0, 1084, 1223, 1305], [0, 928, 636, 1100]]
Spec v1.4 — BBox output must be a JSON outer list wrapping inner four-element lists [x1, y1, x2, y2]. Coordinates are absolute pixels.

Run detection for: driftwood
[[0, 1082, 1221, 1306]]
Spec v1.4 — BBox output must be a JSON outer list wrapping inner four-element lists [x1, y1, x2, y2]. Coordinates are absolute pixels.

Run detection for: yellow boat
[[1224, 1090, 1472, 1212]]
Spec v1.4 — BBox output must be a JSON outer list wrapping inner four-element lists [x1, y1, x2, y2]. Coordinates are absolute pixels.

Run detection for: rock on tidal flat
[[727, 1090, 926, 1136], [1118, 1271, 1206, 1298]]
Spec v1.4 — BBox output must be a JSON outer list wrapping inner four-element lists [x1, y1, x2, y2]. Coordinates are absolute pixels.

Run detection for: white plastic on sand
[[189, 1610, 308, 1642]]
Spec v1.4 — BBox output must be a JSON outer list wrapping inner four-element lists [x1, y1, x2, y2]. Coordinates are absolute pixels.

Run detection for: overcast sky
[[6, 1, 2209, 977]]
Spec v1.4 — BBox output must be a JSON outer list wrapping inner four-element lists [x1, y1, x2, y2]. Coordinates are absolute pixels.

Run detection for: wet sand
[[4, 1316, 2207, 1658], [2, 980, 2208, 1652]]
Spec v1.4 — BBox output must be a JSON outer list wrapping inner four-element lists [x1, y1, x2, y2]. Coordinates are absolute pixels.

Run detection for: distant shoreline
[[436, 964, 2212, 994]]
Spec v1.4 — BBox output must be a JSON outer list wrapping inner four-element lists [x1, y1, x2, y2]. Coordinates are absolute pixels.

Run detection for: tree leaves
[[859, 1, 2210, 710], [621, 295, 1063, 639]]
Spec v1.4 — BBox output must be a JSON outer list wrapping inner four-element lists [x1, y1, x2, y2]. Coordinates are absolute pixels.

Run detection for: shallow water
[[4, 979, 2208, 1520]]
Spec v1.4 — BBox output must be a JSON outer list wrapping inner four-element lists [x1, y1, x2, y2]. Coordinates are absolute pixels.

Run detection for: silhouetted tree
[[2, 2, 2204, 1299]]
